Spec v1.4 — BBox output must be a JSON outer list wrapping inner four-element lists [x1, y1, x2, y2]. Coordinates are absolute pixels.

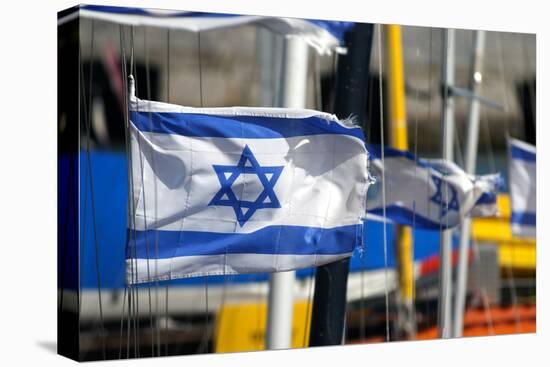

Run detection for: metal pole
[[266, 35, 309, 350], [453, 30, 486, 338], [278, 36, 309, 108], [266, 271, 296, 349], [438, 28, 455, 339], [257, 28, 275, 106], [309, 23, 374, 347], [256, 28, 284, 106]]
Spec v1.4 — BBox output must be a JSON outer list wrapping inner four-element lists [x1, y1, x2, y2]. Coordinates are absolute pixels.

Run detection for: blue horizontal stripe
[[511, 144, 536, 162], [131, 111, 365, 140], [511, 211, 536, 226], [475, 191, 497, 205], [126, 224, 361, 260], [82, 5, 150, 15], [366, 144, 433, 170], [368, 205, 450, 230], [306, 20, 354, 42]]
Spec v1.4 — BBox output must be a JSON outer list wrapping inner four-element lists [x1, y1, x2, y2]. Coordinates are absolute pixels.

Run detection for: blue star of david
[[208, 145, 284, 226], [429, 175, 459, 218]]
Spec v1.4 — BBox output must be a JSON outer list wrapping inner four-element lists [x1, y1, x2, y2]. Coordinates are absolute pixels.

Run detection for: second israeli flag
[[366, 145, 501, 230]]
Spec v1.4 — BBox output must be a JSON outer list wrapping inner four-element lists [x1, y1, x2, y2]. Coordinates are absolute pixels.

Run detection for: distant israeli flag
[[126, 95, 369, 283], [58, 5, 353, 55], [508, 138, 536, 238], [366, 145, 501, 230]]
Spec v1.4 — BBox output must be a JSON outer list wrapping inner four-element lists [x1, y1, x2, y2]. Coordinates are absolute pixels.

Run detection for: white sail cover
[[508, 138, 536, 238], [126, 94, 369, 283], [58, 5, 353, 55]]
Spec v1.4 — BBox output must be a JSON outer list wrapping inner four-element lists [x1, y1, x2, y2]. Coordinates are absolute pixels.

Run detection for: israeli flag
[[366, 145, 501, 230], [508, 138, 536, 238], [58, 5, 352, 55], [126, 96, 369, 284]]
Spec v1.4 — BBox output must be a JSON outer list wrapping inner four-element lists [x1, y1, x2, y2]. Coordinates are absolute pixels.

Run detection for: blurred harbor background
[[58, 7, 535, 361]]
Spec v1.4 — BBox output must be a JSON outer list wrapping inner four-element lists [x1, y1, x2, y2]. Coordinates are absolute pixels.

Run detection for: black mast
[[309, 22, 374, 346]]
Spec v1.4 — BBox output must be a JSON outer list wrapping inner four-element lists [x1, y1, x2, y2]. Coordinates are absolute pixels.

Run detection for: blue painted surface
[[58, 154, 79, 291]]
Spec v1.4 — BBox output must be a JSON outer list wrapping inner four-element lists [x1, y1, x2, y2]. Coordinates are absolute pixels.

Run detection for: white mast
[[256, 28, 284, 106], [438, 28, 455, 339], [453, 30, 486, 337], [266, 35, 309, 350]]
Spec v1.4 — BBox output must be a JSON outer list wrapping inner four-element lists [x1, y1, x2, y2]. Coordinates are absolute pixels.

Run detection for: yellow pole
[[384, 24, 416, 338], [386, 25, 408, 150]]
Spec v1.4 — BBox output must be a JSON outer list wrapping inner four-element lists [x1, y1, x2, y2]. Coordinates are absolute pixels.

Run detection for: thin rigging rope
[[143, 26, 162, 357], [471, 233, 496, 335], [360, 241, 366, 341], [454, 28, 469, 172], [219, 80, 236, 350], [79, 19, 107, 359], [495, 32, 522, 332], [360, 42, 381, 341], [302, 269, 315, 347], [423, 27, 436, 328], [78, 29, 88, 319], [118, 285, 128, 359], [481, 287, 495, 335], [481, 107, 497, 174], [117, 24, 132, 359], [459, 30, 494, 336], [120, 23, 137, 358], [129, 25, 141, 357], [408, 35, 425, 338], [440, 27, 449, 250], [377, 24, 391, 342], [359, 44, 379, 342], [426, 29, 434, 228], [454, 121, 465, 168], [127, 290, 132, 358], [196, 30, 211, 354], [301, 52, 324, 347], [133, 26, 156, 357], [438, 28, 452, 338], [164, 27, 171, 357], [119, 26, 131, 359]]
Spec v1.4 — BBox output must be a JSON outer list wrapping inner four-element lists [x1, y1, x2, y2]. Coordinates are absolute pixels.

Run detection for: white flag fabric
[[508, 138, 536, 238], [58, 5, 352, 55], [126, 96, 369, 283], [366, 145, 501, 230]]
